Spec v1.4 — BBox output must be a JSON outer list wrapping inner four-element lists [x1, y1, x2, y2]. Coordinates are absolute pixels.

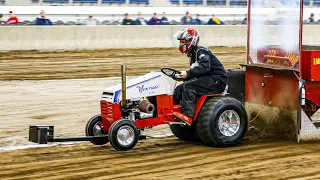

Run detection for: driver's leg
[[173, 77, 220, 126], [172, 79, 197, 126], [173, 83, 184, 105], [181, 76, 223, 116], [181, 79, 197, 118]]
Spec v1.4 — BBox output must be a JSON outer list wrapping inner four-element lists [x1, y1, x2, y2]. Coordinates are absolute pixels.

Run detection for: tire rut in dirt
[[0, 140, 203, 178], [0, 142, 285, 179], [0, 48, 245, 80], [104, 148, 320, 180], [192, 153, 320, 179], [2, 143, 298, 180], [0, 138, 184, 165]]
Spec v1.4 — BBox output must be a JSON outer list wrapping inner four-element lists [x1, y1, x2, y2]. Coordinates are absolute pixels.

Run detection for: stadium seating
[[5, 0, 318, 6], [41, 0, 149, 4], [230, 0, 246, 6], [102, 0, 125, 3], [43, 0, 69, 3], [170, 0, 203, 5], [130, 0, 149, 4], [184, 0, 203, 5], [169, 0, 247, 6], [207, 0, 226, 5], [73, 0, 98, 3], [169, 0, 178, 4], [313, 0, 320, 6]]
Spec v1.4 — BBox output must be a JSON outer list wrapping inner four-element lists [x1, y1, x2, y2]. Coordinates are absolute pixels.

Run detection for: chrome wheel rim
[[218, 110, 240, 137], [93, 121, 104, 136], [117, 125, 135, 146]]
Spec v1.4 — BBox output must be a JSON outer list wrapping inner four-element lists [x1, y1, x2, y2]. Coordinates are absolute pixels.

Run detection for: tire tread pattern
[[196, 97, 248, 147]]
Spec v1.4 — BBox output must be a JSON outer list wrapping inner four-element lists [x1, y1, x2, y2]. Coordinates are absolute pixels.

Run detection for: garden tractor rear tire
[[196, 97, 248, 147]]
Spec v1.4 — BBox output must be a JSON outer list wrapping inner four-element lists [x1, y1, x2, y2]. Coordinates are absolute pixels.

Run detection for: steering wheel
[[161, 67, 184, 81]]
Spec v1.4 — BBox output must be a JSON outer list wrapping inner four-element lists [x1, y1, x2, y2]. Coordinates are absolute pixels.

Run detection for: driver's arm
[[186, 50, 210, 79]]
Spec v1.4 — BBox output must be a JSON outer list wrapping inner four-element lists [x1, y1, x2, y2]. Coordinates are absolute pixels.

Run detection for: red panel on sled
[[301, 50, 320, 81], [245, 66, 299, 109]]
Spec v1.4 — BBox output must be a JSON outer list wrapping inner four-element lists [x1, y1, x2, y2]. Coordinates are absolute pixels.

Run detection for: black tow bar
[[29, 125, 146, 144]]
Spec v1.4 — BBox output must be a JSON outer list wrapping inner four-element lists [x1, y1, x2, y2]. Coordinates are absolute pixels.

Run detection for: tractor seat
[[195, 85, 228, 99]]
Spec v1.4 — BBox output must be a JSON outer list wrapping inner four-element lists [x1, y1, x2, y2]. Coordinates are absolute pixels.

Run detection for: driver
[[172, 27, 228, 126]]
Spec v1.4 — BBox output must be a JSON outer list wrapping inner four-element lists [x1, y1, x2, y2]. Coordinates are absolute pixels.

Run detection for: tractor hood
[[101, 72, 177, 103]]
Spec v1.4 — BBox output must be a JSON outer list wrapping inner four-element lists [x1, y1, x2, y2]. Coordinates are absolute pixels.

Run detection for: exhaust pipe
[[139, 99, 155, 114], [121, 64, 127, 108]]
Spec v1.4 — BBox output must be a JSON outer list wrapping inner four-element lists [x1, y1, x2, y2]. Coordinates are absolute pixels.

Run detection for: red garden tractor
[[29, 64, 248, 151], [29, 0, 320, 151]]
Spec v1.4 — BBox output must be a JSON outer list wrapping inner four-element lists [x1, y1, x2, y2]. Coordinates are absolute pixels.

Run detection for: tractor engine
[[124, 97, 156, 121]]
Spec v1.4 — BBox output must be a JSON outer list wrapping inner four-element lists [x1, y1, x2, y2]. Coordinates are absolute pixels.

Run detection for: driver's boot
[[172, 112, 193, 126]]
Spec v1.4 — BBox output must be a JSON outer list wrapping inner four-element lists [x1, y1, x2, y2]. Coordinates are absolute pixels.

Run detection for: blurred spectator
[[194, 14, 202, 25], [207, 14, 222, 25], [35, 10, 52, 26], [0, 14, 6, 25], [148, 13, 161, 25], [181, 11, 194, 25], [161, 12, 169, 25], [7, 11, 19, 25], [84, 15, 99, 26], [308, 13, 314, 23], [122, 13, 135, 25], [242, 14, 247, 25], [135, 12, 147, 25]]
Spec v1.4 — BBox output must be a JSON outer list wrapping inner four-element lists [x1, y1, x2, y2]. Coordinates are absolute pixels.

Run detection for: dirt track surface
[[1, 47, 320, 179], [1, 140, 320, 180], [0, 47, 245, 80]]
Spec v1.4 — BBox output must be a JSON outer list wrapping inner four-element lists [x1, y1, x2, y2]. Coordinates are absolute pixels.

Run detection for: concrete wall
[[0, 25, 319, 51]]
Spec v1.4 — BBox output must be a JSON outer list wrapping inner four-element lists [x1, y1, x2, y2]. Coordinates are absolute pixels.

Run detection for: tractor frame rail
[[29, 125, 146, 144]]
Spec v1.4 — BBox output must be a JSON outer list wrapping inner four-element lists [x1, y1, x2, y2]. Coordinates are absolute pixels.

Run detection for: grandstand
[[2, 0, 320, 7], [1, 0, 319, 26], [1, 0, 231, 6], [1, 0, 320, 7]]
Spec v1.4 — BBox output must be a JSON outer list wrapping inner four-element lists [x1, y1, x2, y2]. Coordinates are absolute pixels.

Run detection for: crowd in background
[[0, 10, 52, 25], [0, 10, 245, 26], [0, 10, 318, 26], [121, 11, 228, 25], [84, 12, 320, 25]]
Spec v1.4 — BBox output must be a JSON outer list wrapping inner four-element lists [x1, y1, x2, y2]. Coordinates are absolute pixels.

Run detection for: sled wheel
[[85, 115, 109, 145], [108, 119, 139, 151], [197, 97, 248, 147]]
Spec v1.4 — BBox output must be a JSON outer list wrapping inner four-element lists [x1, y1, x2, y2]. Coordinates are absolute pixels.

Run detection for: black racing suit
[[173, 46, 228, 117]]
